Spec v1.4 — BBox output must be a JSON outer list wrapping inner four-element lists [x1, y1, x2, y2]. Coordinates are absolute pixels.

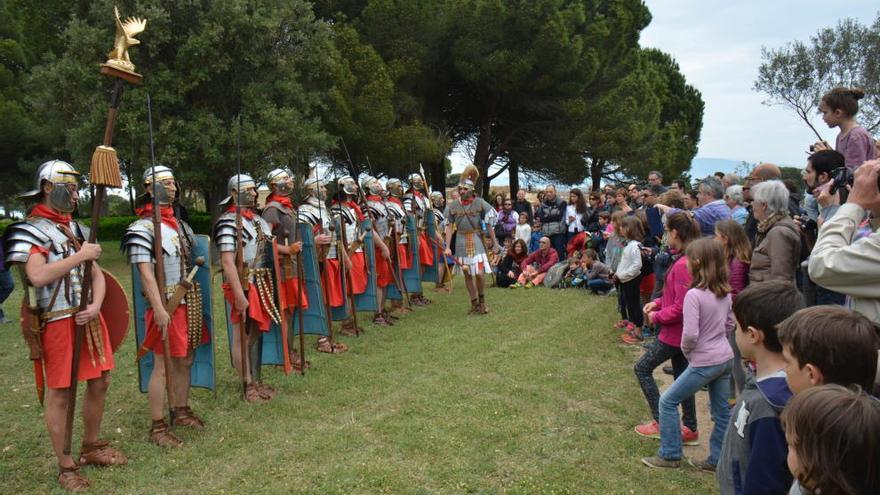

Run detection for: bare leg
[[170, 353, 194, 408], [231, 324, 252, 383], [464, 274, 477, 300], [148, 353, 167, 420], [44, 387, 77, 469], [81, 373, 110, 444]]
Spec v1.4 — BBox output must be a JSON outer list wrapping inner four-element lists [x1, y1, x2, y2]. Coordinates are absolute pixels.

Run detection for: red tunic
[[144, 305, 209, 357], [41, 316, 114, 389], [222, 281, 272, 332], [374, 247, 393, 288], [321, 259, 344, 308], [418, 231, 434, 266]]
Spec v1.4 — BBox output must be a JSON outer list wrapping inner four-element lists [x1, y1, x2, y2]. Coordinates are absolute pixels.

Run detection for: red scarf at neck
[[226, 204, 255, 220], [30, 204, 71, 226], [267, 193, 293, 210], [136, 203, 179, 230], [460, 198, 474, 206], [366, 195, 382, 202], [387, 196, 402, 205]]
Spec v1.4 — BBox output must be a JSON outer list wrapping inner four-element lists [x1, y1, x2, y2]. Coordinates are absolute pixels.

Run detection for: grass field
[[0, 245, 717, 494]]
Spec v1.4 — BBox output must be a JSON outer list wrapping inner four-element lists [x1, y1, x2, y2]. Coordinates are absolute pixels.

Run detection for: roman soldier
[[361, 176, 397, 325], [330, 176, 369, 335], [122, 165, 208, 447], [214, 174, 279, 402], [403, 174, 433, 305], [430, 191, 451, 293], [297, 171, 348, 354], [384, 178, 414, 311], [261, 168, 308, 371], [3, 160, 127, 491], [443, 165, 498, 315]]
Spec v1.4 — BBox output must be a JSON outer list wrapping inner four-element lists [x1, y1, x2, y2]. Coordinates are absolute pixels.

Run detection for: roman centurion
[[261, 168, 308, 371], [443, 165, 498, 315], [3, 160, 128, 491], [214, 174, 279, 402], [384, 178, 415, 311], [122, 165, 208, 447], [330, 176, 369, 335]]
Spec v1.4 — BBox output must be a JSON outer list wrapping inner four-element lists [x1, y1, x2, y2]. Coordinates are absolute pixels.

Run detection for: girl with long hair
[[496, 239, 528, 288]]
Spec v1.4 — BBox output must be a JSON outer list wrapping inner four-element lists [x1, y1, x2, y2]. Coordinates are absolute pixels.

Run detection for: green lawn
[[0, 245, 716, 494]]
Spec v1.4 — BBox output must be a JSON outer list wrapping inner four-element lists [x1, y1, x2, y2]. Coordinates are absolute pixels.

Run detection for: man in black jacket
[[512, 188, 533, 224], [535, 185, 567, 260]]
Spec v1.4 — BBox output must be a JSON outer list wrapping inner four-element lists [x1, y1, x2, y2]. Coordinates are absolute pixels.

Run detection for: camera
[[809, 144, 815, 152], [829, 167, 853, 195]]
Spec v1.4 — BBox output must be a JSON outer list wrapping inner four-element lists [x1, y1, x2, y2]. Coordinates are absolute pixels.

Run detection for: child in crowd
[[781, 385, 879, 495], [562, 250, 584, 288], [642, 238, 733, 471], [606, 211, 628, 324], [515, 212, 531, 246], [714, 219, 752, 396], [589, 211, 611, 259], [633, 212, 701, 441], [777, 305, 879, 395], [813, 87, 876, 171], [577, 249, 613, 294], [612, 216, 644, 334], [529, 217, 542, 253], [715, 281, 805, 493]]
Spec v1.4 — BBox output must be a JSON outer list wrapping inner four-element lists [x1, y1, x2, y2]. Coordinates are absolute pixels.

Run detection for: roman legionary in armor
[[214, 174, 279, 402], [403, 174, 433, 306], [122, 165, 207, 447], [330, 176, 369, 335], [444, 165, 498, 315], [384, 178, 414, 311], [362, 176, 398, 325], [261, 168, 308, 370], [3, 160, 128, 490], [296, 172, 348, 354], [430, 191, 451, 293]]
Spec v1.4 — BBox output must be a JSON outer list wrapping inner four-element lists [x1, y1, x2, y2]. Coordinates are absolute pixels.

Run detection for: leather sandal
[[340, 326, 358, 337], [255, 382, 277, 399], [372, 314, 391, 326], [289, 351, 311, 371], [58, 464, 90, 493], [383, 311, 400, 322], [244, 384, 271, 403], [79, 440, 128, 467], [172, 407, 205, 430], [149, 419, 183, 448]]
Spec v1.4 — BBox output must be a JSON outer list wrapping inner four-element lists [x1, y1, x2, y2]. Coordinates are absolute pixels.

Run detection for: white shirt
[[515, 223, 532, 245], [565, 204, 584, 233]]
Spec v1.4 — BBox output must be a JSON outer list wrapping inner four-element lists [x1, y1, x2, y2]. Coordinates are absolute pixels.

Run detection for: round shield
[[101, 269, 130, 352]]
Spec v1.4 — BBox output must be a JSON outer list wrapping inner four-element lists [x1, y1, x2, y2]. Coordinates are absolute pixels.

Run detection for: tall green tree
[[754, 13, 880, 139]]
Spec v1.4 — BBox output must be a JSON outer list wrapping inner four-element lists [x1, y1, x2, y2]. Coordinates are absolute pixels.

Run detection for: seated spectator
[[716, 281, 804, 492], [496, 239, 528, 288], [777, 306, 879, 394], [514, 212, 531, 246], [749, 181, 800, 284], [578, 248, 613, 294], [724, 185, 748, 225], [512, 236, 559, 288], [781, 385, 880, 495]]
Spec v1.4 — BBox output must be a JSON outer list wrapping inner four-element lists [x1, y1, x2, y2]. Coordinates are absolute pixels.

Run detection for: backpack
[[543, 261, 569, 288]]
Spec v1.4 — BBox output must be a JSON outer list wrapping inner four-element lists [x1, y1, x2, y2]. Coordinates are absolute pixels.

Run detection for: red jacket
[[521, 247, 559, 274]]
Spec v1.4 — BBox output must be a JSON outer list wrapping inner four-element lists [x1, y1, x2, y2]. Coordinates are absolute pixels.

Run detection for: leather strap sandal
[[255, 382, 277, 399], [244, 384, 271, 403], [79, 440, 128, 467], [58, 464, 90, 493], [172, 407, 205, 430], [149, 419, 183, 448]]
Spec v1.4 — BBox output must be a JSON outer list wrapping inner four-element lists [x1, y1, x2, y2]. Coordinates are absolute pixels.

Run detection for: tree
[[754, 13, 880, 139], [24, 0, 337, 216]]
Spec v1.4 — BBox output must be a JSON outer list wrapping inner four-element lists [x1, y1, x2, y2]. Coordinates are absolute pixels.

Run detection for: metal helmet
[[267, 168, 293, 194], [304, 166, 326, 192], [361, 176, 383, 196], [141, 165, 176, 205], [430, 190, 445, 207], [386, 178, 403, 197], [219, 173, 258, 207], [337, 175, 357, 196], [407, 173, 425, 191], [20, 160, 81, 212]]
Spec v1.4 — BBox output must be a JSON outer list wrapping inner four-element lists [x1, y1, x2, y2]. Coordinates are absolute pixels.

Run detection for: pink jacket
[[652, 256, 691, 348], [521, 247, 558, 274], [728, 258, 750, 300]]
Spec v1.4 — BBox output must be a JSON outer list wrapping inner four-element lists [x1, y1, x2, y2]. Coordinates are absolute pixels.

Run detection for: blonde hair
[[714, 219, 751, 264], [686, 238, 730, 297], [620, 215, 645, 242]]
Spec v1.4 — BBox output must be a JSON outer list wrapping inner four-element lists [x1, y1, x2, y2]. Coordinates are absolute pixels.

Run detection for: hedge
[[0, 214, 213, 240]]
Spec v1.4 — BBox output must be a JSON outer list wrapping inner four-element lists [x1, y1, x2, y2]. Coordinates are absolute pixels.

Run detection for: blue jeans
[[0, 269, 13, 320], [586, 279, 613, 294], [658, 360, 732, 464]]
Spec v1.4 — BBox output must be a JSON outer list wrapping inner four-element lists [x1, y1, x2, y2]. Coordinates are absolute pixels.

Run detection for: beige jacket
[[809, 203, 880, 323], [749, 216, 800, 284]]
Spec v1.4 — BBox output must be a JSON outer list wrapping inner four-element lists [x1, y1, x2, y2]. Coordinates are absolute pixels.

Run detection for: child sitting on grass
[[777, 305, 879, 395], [642, 238, 733, 471], [716, 281, 804, 492], [781, 384, 879, 495], [576, 249, 612, 294]]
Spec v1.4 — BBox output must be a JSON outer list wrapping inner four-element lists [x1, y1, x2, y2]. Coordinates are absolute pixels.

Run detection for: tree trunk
[[429, 156, 446, 195], [203, 178, 228, 222], [590, 158, 606, 191], [473, 97, 498, 200], [508, 161, 520, 198]]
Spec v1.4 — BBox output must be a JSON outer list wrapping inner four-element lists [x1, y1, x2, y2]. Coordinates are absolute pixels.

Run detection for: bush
[[0, 214, 213, 240]]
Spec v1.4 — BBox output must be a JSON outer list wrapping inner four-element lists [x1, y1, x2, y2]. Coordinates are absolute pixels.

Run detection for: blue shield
[[133, 234, 215, 393], [292, 224, 329, 336], [403, 214, 422, 293], [422, 210, 439, 283], [354, 219, 378, 312]]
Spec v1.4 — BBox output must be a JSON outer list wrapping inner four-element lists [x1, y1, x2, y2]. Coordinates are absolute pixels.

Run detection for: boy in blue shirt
[[716, 281, 804, 494]]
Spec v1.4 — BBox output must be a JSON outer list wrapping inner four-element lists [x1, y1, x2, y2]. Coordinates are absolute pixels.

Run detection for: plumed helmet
[[459, 164, 479, 191], [143, 165, 175, 185], [219, 173, 257, 206], [267, 168, 292, 187], [19, 160, 81, 200], [337, 175, 357, 196]]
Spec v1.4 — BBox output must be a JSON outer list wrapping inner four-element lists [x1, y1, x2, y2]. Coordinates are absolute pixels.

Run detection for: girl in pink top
[[642, 238, 733, 470], [714, 219, 753, 396], [814, 87, 876, 171]]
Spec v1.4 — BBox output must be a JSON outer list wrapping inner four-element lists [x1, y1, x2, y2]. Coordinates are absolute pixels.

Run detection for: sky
[[451, 1, 878, 183]]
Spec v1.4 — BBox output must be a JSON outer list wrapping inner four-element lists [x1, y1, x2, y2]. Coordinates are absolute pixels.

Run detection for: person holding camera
[[812, 87, 876, 171]]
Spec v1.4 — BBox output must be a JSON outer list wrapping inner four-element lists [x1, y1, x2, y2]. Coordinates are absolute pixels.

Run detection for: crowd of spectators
[[484, 86, 880, 494]]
